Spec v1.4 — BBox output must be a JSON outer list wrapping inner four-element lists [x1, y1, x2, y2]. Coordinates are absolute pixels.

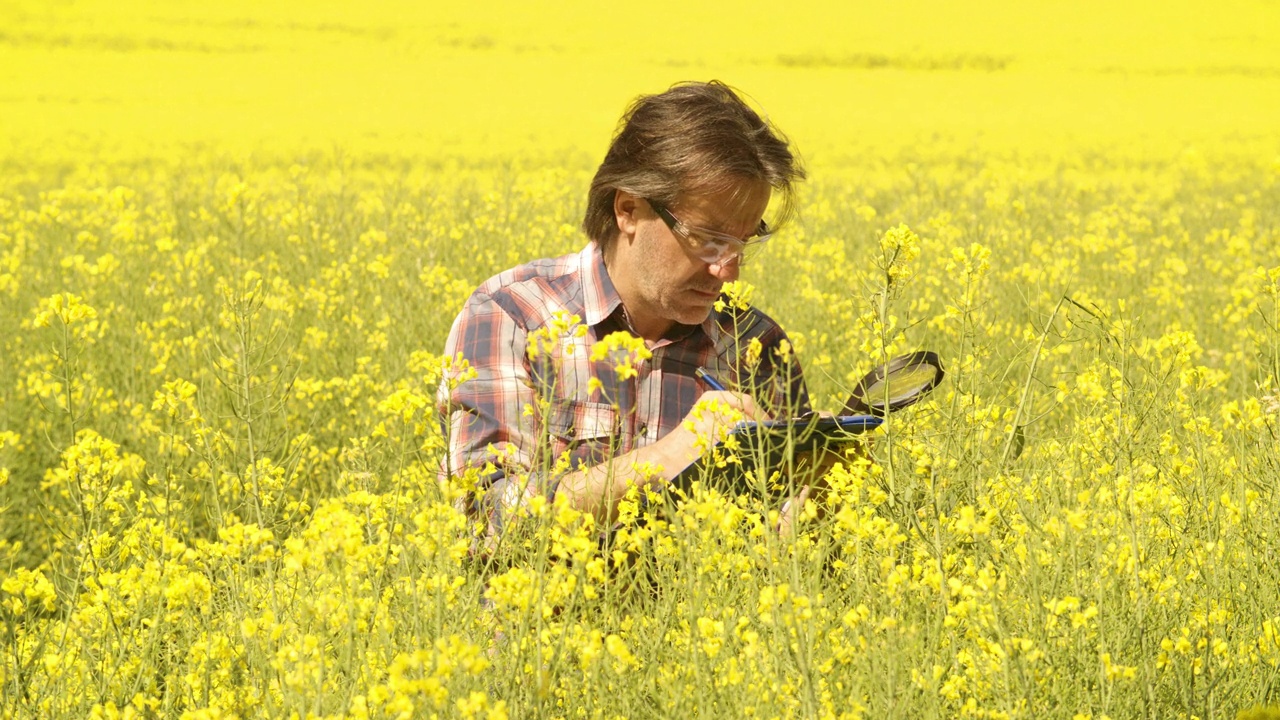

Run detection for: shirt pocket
[[546, 401, 620, 471]]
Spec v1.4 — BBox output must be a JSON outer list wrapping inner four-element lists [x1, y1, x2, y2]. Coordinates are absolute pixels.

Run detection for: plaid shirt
[[438, 242, 809, 538]]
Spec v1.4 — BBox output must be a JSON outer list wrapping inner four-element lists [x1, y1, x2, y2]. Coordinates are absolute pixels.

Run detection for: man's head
[[583, 81, 805, 253]]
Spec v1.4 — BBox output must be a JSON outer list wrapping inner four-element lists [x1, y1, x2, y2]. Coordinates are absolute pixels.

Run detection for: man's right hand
[[680, 390, 770, 441], [649, 390, 771, 482]]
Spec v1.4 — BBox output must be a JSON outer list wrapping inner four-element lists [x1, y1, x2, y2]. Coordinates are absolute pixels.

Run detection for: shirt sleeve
[[438, 290, 551, 547]]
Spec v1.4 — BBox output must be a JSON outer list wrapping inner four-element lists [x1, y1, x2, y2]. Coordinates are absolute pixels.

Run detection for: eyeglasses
[[647, 200, 772, 266]]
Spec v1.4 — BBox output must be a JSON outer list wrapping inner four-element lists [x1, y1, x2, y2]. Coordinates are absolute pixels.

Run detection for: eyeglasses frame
[[646, 199, 773, 266]]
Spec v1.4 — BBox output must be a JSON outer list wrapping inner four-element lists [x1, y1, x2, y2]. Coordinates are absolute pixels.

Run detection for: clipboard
[[669, 414, 882, 499], [669, 350, 944, 500]]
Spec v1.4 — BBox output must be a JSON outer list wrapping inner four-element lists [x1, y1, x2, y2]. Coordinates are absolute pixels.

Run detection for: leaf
[[1011, 424, 1026, 461]]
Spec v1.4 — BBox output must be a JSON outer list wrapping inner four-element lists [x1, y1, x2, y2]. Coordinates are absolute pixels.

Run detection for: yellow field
[[4, 0, 1280, 159], [3, 2, 1280, 719]]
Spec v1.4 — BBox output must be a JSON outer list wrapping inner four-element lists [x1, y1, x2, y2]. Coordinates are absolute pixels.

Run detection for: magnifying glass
[[841, 350, 945, 417], [669, 350, 945, 499]]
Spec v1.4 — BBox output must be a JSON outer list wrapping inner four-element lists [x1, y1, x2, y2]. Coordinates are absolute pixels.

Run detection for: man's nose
[[708, 257, 740, 281]]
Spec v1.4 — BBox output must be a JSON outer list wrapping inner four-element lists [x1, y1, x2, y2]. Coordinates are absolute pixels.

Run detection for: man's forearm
[[553, 427, 700, 525], [552, 390, 771, 525]]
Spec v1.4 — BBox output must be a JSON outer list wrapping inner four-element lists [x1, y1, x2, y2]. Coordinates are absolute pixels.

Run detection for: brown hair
[[583, 81, 806, 250]]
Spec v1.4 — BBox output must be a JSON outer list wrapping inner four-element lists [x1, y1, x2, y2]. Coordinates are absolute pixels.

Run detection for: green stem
[[999, 297, 1064, 471]]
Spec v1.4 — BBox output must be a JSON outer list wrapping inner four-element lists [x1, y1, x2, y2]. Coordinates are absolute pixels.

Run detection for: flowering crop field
[[3, 2, 1280, 719]]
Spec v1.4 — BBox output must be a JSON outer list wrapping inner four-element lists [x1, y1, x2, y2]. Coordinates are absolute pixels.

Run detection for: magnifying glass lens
[[865, 366, 939, 407], [843, 350, 945, 416]]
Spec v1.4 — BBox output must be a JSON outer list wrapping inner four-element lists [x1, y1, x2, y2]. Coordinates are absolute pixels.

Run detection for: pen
[[695, 366, 727, 391]]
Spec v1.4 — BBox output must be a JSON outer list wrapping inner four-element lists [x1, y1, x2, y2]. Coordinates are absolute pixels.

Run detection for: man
[[439, 81, 813, 538]]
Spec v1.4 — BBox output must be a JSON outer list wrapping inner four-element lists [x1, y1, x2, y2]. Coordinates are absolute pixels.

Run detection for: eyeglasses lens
[[650, 200, 770, 266]]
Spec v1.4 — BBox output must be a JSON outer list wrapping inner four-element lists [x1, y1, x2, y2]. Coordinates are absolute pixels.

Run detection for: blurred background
[[3, 0, 1278, 162]]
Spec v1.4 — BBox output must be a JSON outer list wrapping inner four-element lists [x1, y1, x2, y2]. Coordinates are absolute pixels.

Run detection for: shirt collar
[[580, 242, 622, 327]]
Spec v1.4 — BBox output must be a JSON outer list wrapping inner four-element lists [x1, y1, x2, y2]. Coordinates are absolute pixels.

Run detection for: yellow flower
[[32, 291, 98, 328], [1, 567, 58, 614], [589, 330, 652, 380], [526, 310, 586, 360], [714, 279, 755, 312], [605, 633, 639, 674], [877, 223, 921, 285]]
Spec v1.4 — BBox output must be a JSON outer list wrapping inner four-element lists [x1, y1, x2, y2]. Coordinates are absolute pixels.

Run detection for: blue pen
[[695, 366, 727, 391]]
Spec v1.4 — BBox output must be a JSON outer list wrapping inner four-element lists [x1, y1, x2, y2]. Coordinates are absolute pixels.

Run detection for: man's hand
[[776, 486, 811, 538], [640, 390, 771, 491], [675, 390, 771, 447]]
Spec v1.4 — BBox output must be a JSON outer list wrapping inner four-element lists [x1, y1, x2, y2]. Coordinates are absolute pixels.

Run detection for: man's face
[[610, 180, 771, 340]]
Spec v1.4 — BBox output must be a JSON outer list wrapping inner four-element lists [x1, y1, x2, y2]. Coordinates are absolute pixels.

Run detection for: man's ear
[[613, 190, 641, 241]]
